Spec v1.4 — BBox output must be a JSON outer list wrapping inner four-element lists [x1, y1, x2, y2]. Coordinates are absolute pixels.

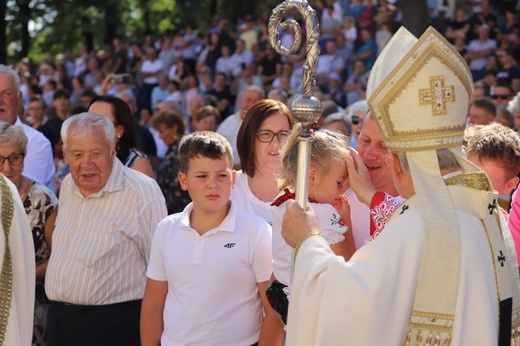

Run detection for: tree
[[0, 0, 6, 64]]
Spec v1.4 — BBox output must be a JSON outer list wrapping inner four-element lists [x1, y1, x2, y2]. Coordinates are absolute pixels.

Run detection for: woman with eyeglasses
[[233, 99, 295, 224], [0, 121, 58, 345]]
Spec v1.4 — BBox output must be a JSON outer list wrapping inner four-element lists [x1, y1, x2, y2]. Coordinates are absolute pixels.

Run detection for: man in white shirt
[[229, 39, 254, 78], [217, 85, 263, 169], [45, 113, 167, 346], [466, 24, 497, 82], [140, 48, 164, 112], [0, 65, 55, 187]]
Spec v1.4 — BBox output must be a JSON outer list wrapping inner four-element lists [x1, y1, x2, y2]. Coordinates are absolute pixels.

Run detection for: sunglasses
[[352, 115, 363, 125], [491, 94, 511, 100]]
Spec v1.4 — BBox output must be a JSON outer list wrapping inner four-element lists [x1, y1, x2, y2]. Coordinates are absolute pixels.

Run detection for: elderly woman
[[233, 99, 295, 223], [0, 121, 58, 345], [152, 109, 191, 214], [88, 95, 154, 178], [347, 100, 369, 149]]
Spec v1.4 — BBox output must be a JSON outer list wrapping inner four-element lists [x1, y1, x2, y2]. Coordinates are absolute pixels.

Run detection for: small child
[[260, 124, 354, 345], [141, 131, 272, 346]]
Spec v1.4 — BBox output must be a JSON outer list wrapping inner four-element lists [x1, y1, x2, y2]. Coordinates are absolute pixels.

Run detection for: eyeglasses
[[352, 115, 363, 125], [491, 94, 512, 100], [0, 153, 24, 166], [256, 130, 291, 143]]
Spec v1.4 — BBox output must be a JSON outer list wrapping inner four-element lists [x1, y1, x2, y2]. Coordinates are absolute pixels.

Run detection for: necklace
[[18, 177, 32, 203]]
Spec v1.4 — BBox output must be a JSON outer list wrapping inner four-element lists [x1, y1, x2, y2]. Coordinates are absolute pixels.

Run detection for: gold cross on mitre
[[418, 76, 455, 115]]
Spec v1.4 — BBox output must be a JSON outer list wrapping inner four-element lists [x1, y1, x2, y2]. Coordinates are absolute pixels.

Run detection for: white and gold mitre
[[367, 26, 473, 152]]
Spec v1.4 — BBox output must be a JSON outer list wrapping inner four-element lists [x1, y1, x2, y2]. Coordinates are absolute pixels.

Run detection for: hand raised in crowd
[[100, 73, 115, 95]]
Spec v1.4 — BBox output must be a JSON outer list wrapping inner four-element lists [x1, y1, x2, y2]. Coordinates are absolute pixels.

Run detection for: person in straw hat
[[280, 26, 520, 345]]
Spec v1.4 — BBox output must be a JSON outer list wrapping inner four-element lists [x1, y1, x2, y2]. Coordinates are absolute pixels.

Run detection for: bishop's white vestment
[[286, 175, 520, 345], [0, 175, 35, 345]]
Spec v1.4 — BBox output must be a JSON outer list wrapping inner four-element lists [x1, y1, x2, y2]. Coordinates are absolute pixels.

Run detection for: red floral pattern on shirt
[[367, 191, 403, 243]]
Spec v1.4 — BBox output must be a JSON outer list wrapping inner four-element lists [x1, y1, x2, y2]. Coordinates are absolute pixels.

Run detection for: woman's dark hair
[[236, 99, 295, 177], [88, 95, 140, 164]]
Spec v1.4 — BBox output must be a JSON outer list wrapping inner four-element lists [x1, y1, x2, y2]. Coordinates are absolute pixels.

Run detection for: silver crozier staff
[[268, 0, 322, 209], [268, 0, 322, 280]]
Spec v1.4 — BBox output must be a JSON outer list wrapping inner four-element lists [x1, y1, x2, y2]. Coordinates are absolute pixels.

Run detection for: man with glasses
[[0, 65, 55, 187], [491, 81, 515, 108]]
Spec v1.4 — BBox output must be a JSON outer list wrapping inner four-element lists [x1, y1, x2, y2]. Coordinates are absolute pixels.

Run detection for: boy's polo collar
[[180, 201, 238, 236]]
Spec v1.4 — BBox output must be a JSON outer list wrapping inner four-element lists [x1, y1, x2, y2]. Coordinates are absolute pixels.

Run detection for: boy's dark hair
[[82, 88, 97, 99], [178, 131, 233, 173], [466, 123, 520, 179], [29, 94, 44, 105], [53, 88, 69, 100], [471, 97, 496, 116]]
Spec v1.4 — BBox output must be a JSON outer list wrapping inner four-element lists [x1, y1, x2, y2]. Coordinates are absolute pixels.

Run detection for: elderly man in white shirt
[[0, 65, 55, 187], [45, 113, 167, 346]]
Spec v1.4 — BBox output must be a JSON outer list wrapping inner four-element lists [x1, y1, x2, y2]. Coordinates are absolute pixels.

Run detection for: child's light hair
[[278, 123, 350, 191]]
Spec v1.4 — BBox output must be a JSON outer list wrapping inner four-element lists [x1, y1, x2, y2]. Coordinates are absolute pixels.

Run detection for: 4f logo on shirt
[[224, 243, 235, 248]]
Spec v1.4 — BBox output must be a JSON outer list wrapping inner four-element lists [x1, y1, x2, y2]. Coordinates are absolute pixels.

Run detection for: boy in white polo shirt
[[141, 131, 272, 346]]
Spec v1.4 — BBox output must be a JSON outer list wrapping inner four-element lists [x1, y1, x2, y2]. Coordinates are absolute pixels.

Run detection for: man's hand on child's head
[[346, 147, 376, 206]]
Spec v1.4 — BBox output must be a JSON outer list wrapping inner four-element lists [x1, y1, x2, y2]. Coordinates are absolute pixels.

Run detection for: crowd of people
[[2, 0, 520, 345]]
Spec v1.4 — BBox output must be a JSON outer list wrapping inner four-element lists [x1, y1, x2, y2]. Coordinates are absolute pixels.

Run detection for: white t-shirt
[[215, 56, 235, 77], [15, 118, 55, 187], [272, 199, 347, 286], [230, 171, 275, 225], [147, 201, 272, 346], [141, 59, 164, 84], [467, 38, 497, 71], [217, 112, 242, 167]]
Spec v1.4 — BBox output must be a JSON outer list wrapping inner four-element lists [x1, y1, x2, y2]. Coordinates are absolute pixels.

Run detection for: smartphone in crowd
[[112, 73, 131, 84]]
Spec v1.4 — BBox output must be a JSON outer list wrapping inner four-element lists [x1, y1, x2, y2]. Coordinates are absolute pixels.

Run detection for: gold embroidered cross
[[419, 76, 455, 115]]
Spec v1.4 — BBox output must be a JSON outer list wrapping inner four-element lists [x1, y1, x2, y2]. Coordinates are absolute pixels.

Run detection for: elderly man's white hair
[[347, 100, 369, 117], [118, 90, 137, 106], [61, 112, 116, 152], [507, 91, 520, 115], [240, 85, 265, 99], [0, 65, 20, 94]]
